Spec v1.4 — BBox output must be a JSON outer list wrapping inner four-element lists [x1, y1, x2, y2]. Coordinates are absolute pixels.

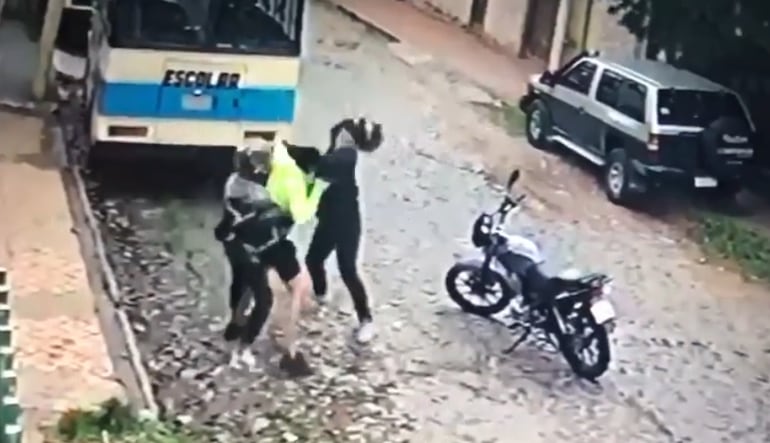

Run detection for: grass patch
[[696, 211, 770, 280], [52, 399, 205, 443], [475, 102, 527, 136]]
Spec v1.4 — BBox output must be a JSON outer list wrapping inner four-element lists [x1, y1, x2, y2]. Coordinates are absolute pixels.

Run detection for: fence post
[[0, 268, 22, 443]]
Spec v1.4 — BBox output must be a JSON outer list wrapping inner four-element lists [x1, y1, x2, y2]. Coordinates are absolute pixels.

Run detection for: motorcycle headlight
[[601, 282, 613, 296]]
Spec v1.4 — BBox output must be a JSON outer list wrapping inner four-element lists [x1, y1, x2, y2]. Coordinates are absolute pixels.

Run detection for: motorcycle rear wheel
[[445, 263, 514, 317], [554, 312, 611, 380]]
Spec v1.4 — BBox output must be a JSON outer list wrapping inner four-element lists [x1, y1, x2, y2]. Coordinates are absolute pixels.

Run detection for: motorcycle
[[444, 169, 617, 380]]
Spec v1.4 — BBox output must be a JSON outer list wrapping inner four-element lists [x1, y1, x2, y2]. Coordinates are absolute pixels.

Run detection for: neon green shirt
[[266, 141, 327, 224]]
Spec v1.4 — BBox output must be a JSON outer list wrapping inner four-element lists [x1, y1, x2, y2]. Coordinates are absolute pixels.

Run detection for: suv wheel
[[526, 100, 552, 150], [604, 149, 636, 205]]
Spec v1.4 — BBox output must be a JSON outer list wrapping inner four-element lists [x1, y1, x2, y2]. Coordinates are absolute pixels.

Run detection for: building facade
[[410, 0, 639, 64]]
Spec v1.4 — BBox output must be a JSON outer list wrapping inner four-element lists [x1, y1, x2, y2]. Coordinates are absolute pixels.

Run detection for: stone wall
[[413, 0, 473, 25], [411, 0, 638, 60], [482, 0, 529, 54]]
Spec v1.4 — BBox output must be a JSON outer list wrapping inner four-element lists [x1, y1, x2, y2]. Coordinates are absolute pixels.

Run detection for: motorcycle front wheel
[[445, 263, 515, 317], [553, 311, 611, 380]]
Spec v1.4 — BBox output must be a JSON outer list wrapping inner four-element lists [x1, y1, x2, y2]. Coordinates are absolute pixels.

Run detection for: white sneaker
[[240, 348, 257, 371], [228, 344, 257, 371], [228, 348, 242, 369], [355, 320, 376, 344]]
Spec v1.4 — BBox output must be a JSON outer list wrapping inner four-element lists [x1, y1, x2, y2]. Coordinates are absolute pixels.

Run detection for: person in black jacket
[[301, 117, 383, 344], [214, 145, 295, 369]]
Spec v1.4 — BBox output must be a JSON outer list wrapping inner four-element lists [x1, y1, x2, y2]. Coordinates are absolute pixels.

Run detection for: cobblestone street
[[78, 2, 770, 442]]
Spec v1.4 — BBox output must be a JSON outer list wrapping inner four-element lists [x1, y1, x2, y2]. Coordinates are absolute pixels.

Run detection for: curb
[[53, 123, 159, 419], [0, 101, 52, 118], [322, 0, 400, 42]]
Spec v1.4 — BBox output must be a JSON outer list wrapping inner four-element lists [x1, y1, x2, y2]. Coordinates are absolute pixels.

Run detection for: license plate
[[718, 148, 753, 157], [694, 176, 718, 188], [182, 94, 212, 111], [590, 299, 616, 324]]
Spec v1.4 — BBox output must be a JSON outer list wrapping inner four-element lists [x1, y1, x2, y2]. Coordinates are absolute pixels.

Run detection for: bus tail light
[[107, 126, 148, 137], [244, 131, 275, 141]]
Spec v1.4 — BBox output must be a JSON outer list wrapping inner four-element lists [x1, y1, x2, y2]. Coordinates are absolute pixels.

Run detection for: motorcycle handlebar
[[496, 193, 526, 217]]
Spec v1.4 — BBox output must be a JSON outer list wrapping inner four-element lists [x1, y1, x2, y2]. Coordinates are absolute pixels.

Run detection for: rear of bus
[[87, 0, 306, 150]]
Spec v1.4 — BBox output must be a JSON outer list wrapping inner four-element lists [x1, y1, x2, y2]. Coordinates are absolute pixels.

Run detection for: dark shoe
[[279, 351, 314, 378], [223, 322, 243, 342], [315, 291, 333, 305]]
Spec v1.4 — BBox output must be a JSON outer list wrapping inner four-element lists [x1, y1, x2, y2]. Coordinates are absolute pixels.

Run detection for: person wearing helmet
[[302, 117, 384, 344], [215, 137, 328, 374]]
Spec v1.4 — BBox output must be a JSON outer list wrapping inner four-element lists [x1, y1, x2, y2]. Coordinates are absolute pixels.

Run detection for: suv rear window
[[656, 89, 748, 127]]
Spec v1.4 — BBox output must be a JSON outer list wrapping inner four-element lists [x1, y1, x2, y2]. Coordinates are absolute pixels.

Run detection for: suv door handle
[[577, 107, 586, 114]]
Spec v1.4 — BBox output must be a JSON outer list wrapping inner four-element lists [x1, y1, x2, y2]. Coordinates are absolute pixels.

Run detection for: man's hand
[[214, 219, 231, 241], [311, 177, 330, 194]]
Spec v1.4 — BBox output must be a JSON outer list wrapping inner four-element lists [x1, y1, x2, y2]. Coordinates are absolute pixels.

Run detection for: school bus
[[83, 0, 306, 151]]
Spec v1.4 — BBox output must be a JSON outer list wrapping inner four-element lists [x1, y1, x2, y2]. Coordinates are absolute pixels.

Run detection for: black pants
[[306, 212, 372, 322], [223, 240, 273, 345], [223, 238, 302, 345]]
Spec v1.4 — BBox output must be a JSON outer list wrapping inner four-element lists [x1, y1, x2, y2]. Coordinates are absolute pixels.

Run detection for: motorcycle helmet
[[328, 117, 383, 153], [471, 213, 494, 247]]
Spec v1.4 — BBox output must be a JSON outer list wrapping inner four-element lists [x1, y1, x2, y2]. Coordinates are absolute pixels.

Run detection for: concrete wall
[[562, 0, 591, 62], [482, 0, 529, 54], [415, 0, 473, 25], [585, 0, 638, 57], [413, 0, 638, 62]]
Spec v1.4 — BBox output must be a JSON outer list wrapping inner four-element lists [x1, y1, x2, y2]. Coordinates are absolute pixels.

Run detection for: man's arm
[[230, 199, 279, 227], [284, 172, 328, 224], [269, 139, 328, 224], [285, 142, 321, 175], [214, 207, 235, 241], [314, 146, 356, 183]]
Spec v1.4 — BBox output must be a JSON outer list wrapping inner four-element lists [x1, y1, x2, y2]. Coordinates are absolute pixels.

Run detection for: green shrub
[[500, 103, 527, 136], [474, 102, 527, 136], [697, 212, 770, 280], [55, 399, 204, 443]]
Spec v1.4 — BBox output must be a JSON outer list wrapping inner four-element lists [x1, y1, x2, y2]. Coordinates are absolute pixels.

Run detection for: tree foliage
[[608, 0, 770, 143], [608, 0, 770, 66]]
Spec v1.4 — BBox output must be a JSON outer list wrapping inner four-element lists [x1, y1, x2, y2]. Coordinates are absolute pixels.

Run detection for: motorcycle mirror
[[507, 169, 520, 188]]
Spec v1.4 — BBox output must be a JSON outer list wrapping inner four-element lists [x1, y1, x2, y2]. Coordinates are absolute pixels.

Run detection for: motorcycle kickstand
[[503, 326, 531, 354]]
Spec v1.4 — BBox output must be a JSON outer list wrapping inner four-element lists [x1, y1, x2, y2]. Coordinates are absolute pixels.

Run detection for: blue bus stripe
[[97, 82, 296, 122]]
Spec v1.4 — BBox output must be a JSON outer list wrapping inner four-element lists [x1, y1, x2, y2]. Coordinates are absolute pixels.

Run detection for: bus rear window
[[211, 0, 297, 53], [656, 89, 748, 127], [109, 0, 303, 55]]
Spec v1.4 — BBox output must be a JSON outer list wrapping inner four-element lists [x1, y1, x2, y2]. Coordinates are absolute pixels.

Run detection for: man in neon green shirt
[[263, 136, 328, 371], [266, 136, 327, 225]]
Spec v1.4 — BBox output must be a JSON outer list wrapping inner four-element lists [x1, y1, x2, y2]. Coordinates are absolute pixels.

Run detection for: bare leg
[[283, 266, 312, 357]]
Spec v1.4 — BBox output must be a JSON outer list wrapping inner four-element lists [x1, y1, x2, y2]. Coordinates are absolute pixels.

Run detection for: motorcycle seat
[[523, 267, 601, 304], [547, 272, 603, 293]]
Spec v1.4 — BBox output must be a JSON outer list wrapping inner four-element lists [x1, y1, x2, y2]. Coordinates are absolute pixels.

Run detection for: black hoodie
[[287, 143, 360, 219]]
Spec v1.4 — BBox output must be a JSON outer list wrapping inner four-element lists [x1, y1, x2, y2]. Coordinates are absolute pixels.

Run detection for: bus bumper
[[90, 115, 293, 148]]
